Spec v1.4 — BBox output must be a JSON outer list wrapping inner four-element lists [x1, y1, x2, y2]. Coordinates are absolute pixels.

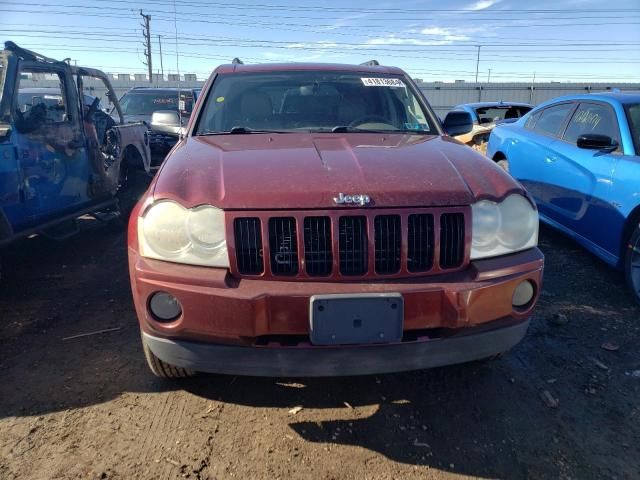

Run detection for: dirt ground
[[0, 221, 639, 480]]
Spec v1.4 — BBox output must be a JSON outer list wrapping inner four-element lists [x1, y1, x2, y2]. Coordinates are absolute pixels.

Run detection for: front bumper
[[129, 247, 543, 374], [142, 318, 529, 376]]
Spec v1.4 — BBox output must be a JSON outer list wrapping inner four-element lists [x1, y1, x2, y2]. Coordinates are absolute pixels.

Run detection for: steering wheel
[[349, 115, 394, 128]]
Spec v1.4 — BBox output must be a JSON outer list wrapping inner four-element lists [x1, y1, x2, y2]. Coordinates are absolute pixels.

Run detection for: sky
[[2, 0, 640, 83]]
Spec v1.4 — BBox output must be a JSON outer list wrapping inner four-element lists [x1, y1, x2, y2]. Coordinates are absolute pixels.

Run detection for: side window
[[524, 110, 541, 130], [16, 71, 70, 131], [532, 103, 574, 137], [563, 103, 620, 145]]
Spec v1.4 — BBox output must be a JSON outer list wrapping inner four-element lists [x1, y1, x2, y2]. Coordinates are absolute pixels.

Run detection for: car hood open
[[152, 133, 523, 209]]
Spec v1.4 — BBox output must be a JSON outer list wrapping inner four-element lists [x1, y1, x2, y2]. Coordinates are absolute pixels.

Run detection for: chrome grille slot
[[374, 215, 401, 274], [339, 216, 368, 276], [303, 216, 333, 276], [233, 217, 264, 274], [439, 212, 465, 269], [407, 214, 434, 272], [268, 217, 298, 276]]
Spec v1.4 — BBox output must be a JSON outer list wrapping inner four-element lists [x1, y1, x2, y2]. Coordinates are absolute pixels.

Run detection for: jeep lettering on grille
[[334, 193, 371, 206]]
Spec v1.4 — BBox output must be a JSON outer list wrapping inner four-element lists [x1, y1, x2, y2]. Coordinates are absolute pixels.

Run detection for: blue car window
[[525, 111, 540, 130], [624, 104, 640, 153], [563, 103, 620, 145], [532, 103, 574, 137]]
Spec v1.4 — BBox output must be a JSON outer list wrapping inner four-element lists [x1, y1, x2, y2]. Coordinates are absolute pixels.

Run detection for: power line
[[74, 0, 640, 14], [5, 1, 640, 22], [6, 29, 640, 52], [6, 7, 640, 32]]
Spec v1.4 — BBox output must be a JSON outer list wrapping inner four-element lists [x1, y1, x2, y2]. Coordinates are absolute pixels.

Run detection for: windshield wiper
[[328, 126, 431, 134], [324, 126, 386, 133], [228, 126, 288, 134], [197, 127, 289, 135]]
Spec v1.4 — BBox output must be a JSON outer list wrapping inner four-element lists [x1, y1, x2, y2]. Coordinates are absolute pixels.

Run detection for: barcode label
[[361, 77, 405, 87]]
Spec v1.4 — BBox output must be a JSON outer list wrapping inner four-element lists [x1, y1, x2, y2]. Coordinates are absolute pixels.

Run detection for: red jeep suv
[[128, 62, 543, 378]]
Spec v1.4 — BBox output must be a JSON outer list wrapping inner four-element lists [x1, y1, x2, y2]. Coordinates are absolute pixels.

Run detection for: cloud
[[261, 50, 348, 62], [419, 27, 471, 41], [286, 41, 340, 50], [322, 12, 373, 31], [366, 35, 456, 46], [466, 0, 500, 10]]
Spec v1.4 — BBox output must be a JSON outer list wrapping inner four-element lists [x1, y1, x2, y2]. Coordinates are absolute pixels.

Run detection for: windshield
[[195, 71, 435, 134], [626, 104, 640, 153], [119, 91, 194, 116], [475, 105, 532, 124], [17, 92, 62, 112]]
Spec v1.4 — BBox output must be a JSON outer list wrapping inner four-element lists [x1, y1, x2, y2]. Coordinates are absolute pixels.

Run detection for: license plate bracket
[[309, 293, 403, 346]]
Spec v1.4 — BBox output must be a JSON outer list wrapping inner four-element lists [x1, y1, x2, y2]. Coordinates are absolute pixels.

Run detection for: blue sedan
[[487, 92, 640, 302]]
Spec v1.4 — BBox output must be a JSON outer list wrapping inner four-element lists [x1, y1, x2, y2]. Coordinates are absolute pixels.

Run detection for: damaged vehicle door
[[75, 68, 151, 211], [0, 42, 150, 251]]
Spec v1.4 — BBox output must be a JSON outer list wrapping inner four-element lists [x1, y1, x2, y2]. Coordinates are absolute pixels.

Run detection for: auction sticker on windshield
[[361, 77, 405, 87]]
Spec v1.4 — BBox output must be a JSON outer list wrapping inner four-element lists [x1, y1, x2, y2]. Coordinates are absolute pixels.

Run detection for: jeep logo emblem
[[334, 193, 371, 206]]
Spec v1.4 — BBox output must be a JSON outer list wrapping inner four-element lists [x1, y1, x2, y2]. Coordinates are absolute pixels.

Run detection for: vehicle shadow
[[180, 358, 536, 478]]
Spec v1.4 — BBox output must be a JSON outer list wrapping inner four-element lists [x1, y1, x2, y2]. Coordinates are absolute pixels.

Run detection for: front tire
[[624, 224, 640, 304], [142, 335, 195, 378]]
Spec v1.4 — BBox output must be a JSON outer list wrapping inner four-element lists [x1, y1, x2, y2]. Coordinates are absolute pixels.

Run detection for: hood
[[152, 133, 522, 210]]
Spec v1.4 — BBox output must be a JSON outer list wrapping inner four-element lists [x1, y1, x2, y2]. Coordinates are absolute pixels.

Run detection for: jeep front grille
[[339, 216, 368, 276], [303, 217, 333, 276], [374, 215, 401, 274], [233, 217, 263, 275], [439, 212, 465, 269], [268, 217, 299, 276], [407, 214, 435, 272], [230, 208, 469, 279]]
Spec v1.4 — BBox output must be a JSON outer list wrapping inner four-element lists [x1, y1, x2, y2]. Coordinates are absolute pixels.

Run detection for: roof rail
[[4, 41, 64, 65], [232, 57, 244, 65], [361, 60, 380, 66]]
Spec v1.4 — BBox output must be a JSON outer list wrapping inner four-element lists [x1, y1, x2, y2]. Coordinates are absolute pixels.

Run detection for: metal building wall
[[418, 82, 640, 117]]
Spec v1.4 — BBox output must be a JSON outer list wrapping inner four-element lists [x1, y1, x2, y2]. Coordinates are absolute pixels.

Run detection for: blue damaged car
[[487, 92, 640, 302], [0, 42, 151, 276]]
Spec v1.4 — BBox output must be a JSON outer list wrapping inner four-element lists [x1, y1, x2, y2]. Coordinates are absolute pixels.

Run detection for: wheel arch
[[122, 144, 145, 171], [621, 204, 640, 266]]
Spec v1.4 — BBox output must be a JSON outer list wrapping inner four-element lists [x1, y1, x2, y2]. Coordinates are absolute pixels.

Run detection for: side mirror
[[443, 111, 474, 136], [151, 110, 183, 138], [577, 133, 618, 151]]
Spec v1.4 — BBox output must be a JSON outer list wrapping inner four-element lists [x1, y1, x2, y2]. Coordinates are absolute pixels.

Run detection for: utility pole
[[529, 72, 536, 103], [140, 10, 152, 83], [474, 45, 481, 84], [487, 68, 492, 83], [158, 35, 164, 77]]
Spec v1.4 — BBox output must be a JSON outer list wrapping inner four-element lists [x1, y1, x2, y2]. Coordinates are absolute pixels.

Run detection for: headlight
[[471, 194, 538, 260], [138, 200, 229, 267]]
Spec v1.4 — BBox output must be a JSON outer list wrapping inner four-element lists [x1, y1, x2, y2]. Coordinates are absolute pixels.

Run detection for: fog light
[[149, 292, 182, 321], [512, 280, 535, 308]]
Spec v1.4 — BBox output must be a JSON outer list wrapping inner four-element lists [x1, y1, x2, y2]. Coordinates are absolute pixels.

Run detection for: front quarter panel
[[610, 153, 640, 255], [116, 123, 151, 173]]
